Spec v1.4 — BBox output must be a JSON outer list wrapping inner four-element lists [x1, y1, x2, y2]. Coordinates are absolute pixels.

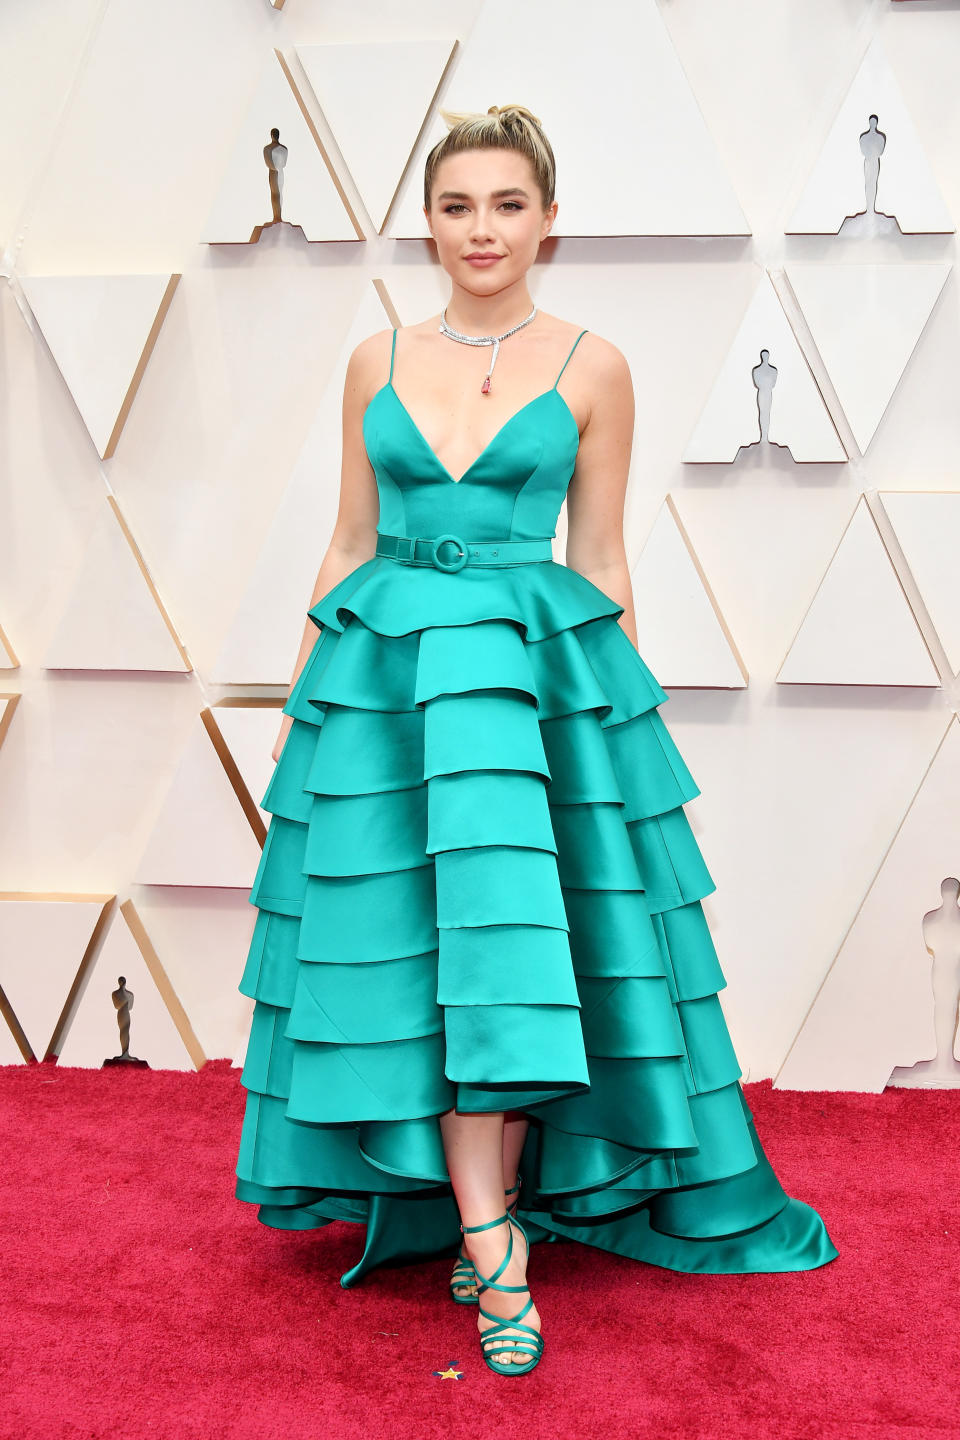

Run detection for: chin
[[462, 263, 514, 281]]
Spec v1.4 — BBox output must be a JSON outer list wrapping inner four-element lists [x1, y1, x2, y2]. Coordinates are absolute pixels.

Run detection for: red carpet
[[1, 1059, 956, 1440]]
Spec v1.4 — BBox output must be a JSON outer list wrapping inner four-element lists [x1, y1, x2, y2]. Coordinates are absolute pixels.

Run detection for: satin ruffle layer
[[235, 555, 838, 1285]]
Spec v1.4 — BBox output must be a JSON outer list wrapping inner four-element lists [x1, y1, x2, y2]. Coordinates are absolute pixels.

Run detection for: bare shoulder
[[346, 326, 396, 405], [537, 312, 631, 391], [574, 329, 632, 391], [539, 319, 632, 435]]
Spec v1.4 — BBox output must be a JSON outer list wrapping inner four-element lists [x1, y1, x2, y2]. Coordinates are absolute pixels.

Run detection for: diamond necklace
[[438, 303, 538, 394]]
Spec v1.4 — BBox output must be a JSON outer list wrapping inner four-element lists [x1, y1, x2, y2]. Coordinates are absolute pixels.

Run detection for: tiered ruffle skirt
[[235, 556, 838, 1285]]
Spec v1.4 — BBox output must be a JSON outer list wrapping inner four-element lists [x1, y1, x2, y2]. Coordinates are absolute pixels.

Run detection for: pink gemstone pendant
[[481, 376, 491, 394]]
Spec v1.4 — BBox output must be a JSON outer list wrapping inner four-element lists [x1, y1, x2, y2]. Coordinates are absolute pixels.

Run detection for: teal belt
[[375, 531, 554, 573]]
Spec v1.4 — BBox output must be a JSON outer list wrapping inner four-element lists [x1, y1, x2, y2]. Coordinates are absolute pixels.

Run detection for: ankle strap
[[461, 1213, 530, 1294], [460, 1212, 509, 1235]]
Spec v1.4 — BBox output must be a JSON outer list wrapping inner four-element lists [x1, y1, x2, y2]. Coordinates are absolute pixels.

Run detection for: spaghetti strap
[[388, 328, 398, 384], [554, 329, 588, 387]]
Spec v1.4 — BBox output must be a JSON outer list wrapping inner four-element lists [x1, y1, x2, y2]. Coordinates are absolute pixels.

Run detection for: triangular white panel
[[776, 717, 959, 1091], [777, 495, 939, 687], [388, 0, 749, 238], [214, 283, 395, 683], [630, 498, 747, 689], [201, 52, 360, 244], [211, 703, 284, 822], [298, 40, 456, 232], [56, 906, 201, 1071], [785, 263, 951, 454], [881, 491, 960, 677], [43, 497, 190, 673], [684, 271, 846, 464], [18, 273, 179, 459], [787, 38, 954, 235], [135, 717, 264, 887], [0, 895, 111, 1059]]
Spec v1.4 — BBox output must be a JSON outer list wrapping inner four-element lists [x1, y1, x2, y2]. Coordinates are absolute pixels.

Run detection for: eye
[[441, 201, 524, 215]]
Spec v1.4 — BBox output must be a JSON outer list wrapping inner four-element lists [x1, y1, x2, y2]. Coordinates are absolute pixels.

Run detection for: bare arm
[[271, 331, 390, 761], [563, 338, 638, 649]]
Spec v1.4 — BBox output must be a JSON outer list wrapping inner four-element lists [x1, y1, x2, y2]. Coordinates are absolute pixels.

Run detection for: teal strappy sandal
[[459, 1211, 544, 1377], [449, 1177, 521, 1305]]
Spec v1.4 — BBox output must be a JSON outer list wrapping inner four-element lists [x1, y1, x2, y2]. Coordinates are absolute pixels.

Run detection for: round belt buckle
[[431, 533, 468, 573]]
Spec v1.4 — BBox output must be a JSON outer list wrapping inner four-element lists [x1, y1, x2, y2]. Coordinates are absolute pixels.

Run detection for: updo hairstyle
[[423, 103, 556, 211]]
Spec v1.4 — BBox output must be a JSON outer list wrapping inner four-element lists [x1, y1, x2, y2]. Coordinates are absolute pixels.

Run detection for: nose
[[469, 209, 496, 243]]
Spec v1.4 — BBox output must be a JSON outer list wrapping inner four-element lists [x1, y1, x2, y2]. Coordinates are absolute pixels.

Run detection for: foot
[[449, 1180, 520, 1302], [450, 1240, 479, 1301], [461, 1215, 541, 1366]]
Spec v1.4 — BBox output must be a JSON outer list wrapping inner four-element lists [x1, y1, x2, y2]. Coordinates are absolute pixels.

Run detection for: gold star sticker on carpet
[[432, 1362, 463, 1380]]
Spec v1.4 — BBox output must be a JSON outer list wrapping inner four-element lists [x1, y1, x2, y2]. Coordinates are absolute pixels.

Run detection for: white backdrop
[[2, 0, 960, 1086]]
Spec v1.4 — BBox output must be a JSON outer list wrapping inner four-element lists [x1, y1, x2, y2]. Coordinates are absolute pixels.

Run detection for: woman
[[235, 104, 838, 1380]]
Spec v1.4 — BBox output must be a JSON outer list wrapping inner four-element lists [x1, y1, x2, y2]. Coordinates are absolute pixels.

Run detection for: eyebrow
[[436, 187, 531, 201]]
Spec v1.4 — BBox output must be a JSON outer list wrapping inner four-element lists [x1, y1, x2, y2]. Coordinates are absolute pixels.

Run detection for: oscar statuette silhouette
[[102, 976, 149, 1068]]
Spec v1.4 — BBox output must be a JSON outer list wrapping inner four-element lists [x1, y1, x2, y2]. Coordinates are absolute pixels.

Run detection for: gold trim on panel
[[204, 705, 271, 847], [0, 693, 22, 749], [0, 623, 20, 668], [120, 899, 207, 1070], [106, 494, 193, 671], [273, 48, 365, 241], [103, 275, 181, 460]]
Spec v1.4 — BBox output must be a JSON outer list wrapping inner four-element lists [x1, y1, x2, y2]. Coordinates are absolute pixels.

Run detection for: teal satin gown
[[234, 327, 838, 1286]]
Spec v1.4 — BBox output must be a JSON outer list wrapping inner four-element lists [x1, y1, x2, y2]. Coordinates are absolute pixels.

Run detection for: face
[[424, 148, 557, 291]]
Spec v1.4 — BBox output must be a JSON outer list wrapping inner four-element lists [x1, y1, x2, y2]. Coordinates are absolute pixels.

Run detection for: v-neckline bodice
[[368, 382, 579, 486]]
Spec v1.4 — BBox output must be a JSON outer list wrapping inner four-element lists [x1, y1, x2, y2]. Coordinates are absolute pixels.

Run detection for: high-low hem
[[235, 555, 838, 1287]]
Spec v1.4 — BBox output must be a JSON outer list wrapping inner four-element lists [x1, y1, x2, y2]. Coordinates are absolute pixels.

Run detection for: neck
[[443, 280, 536, 336]]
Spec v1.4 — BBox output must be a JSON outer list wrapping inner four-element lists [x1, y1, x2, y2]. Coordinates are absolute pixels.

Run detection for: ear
[[423, 204, 436, 240]]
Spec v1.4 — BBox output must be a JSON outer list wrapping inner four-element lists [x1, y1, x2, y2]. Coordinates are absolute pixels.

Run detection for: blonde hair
[[423, 103, 556, 211]]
